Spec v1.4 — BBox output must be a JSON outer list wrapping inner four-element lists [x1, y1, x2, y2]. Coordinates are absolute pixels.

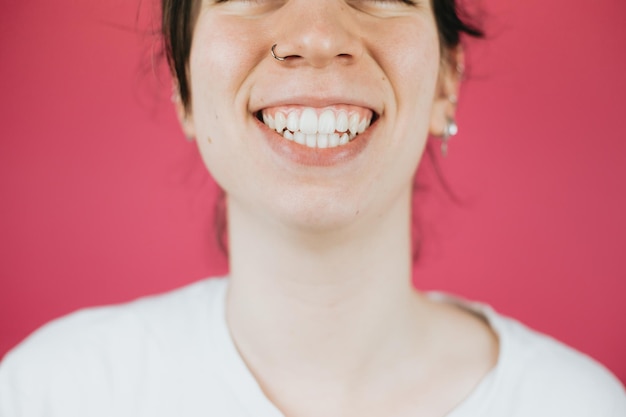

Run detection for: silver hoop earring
[[440, 118, 458, 158], [271, 44, 286, 62]]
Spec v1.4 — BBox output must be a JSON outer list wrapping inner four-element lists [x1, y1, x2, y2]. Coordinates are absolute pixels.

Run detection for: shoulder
[[0, 277, 228, 415], [488, 311, 626, 416], [429, 293, 626, 416], [1, 277, 226, 363]]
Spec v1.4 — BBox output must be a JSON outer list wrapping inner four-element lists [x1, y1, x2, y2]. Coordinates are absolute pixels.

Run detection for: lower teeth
[[284, 131, 354, 148]]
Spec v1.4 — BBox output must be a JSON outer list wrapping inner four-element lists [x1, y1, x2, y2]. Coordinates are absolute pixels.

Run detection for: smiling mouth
[[256, 105, 378, 149]]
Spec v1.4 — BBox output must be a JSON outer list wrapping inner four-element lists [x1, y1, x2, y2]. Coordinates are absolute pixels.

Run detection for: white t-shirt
[[1, 277, 624, 416]]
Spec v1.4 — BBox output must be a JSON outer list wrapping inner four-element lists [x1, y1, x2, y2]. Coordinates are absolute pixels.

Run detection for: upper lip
[[249, 94, 382, 117]]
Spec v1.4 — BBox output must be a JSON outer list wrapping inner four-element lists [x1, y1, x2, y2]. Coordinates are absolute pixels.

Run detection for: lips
[[256, 105, 378, 149], [254, 104, 380, 167]]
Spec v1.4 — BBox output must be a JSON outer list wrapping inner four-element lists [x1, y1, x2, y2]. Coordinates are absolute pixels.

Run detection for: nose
[[270, 0, 364, 68]]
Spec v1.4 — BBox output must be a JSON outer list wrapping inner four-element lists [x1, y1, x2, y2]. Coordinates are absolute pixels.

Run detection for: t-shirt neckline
[[209, 278, 505, 417], [210, 279, 284, 416]]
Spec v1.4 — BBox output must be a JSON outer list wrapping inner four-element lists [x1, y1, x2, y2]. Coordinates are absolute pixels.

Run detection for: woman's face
[[181, 0, 457, 231]]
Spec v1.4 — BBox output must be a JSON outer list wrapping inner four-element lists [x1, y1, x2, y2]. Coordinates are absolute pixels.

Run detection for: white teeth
[[294, 131, 306, 145], [317, 134, 329, 149], [348, 113, 359, 135], [261, 107, 373, 149], [318, 110, 336, 134], [286, 111, 299, 132], [336, 111, 348, 133], [305, 134, 317, 148], [279, 131, 360, 149], [275, 112, 286, 133], [263, 113, 275, 130], [300, 108, 318, 134], [357, 119, 367, 134]]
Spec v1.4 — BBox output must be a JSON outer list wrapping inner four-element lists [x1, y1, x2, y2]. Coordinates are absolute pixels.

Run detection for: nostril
[[283, 54, 303, 62], [271, 45, 303, 62]]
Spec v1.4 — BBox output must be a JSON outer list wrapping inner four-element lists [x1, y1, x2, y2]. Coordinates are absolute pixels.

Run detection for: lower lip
[[255, 118, 375, 167]]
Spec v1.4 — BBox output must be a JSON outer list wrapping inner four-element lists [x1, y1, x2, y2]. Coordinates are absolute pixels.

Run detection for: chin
[[263, 187, 376, 235]]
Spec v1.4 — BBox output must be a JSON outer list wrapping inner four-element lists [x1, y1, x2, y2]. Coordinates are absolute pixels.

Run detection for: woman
[[1, 0, 624, 415]]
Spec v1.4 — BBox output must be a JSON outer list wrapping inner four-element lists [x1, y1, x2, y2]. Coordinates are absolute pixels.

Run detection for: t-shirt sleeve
[[0, 318, 90, 416], [493, 317, 626, 417], [0, 307, 145, 417]]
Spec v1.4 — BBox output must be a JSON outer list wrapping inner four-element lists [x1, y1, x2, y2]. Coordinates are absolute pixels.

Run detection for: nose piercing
[[271, 44, 286, 61]]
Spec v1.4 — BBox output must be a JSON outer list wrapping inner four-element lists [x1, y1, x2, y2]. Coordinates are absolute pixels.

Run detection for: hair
[[160, 0, 484, 258]]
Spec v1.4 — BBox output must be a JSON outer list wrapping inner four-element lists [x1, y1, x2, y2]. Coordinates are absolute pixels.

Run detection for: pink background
[[1, 0, 625, 383]]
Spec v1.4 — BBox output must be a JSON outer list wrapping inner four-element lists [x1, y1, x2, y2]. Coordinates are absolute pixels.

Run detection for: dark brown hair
[[161, 0, 484, 111]]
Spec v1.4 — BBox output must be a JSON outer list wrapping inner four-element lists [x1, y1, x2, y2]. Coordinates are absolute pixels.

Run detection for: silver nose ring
[[271, 44, 286, 62]]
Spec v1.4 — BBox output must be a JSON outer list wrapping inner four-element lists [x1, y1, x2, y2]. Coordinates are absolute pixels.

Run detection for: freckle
[[207, 137, 212, 144]]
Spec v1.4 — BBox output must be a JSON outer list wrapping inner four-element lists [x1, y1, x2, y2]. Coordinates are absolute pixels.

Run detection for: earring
[[171, 86, 180, 103], [440, 117, 458, 158]]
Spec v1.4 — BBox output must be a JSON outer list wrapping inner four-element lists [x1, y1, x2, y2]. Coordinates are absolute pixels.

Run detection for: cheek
[[188, 13, 268, 98], [380, 17, 440, 91], [394, 34, 440, 111], [186, 61, 241, 194], [186, 18, 258, 186], [396, 40, 440, 165], [376, 30, 441, 191]]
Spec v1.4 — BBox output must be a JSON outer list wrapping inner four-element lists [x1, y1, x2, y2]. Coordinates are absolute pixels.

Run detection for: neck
[[225, 187, 425, 386]]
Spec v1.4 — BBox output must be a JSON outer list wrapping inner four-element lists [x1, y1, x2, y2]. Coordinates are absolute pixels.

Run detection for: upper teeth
[[261, 106, 373, 149]]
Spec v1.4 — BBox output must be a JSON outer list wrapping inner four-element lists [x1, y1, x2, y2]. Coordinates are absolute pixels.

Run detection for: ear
[[171, 82, 196, 140], [429, 46, 464, 137]]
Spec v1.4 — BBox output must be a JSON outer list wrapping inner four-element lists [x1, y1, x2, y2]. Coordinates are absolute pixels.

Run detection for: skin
[[177, 1, 498, 416]]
